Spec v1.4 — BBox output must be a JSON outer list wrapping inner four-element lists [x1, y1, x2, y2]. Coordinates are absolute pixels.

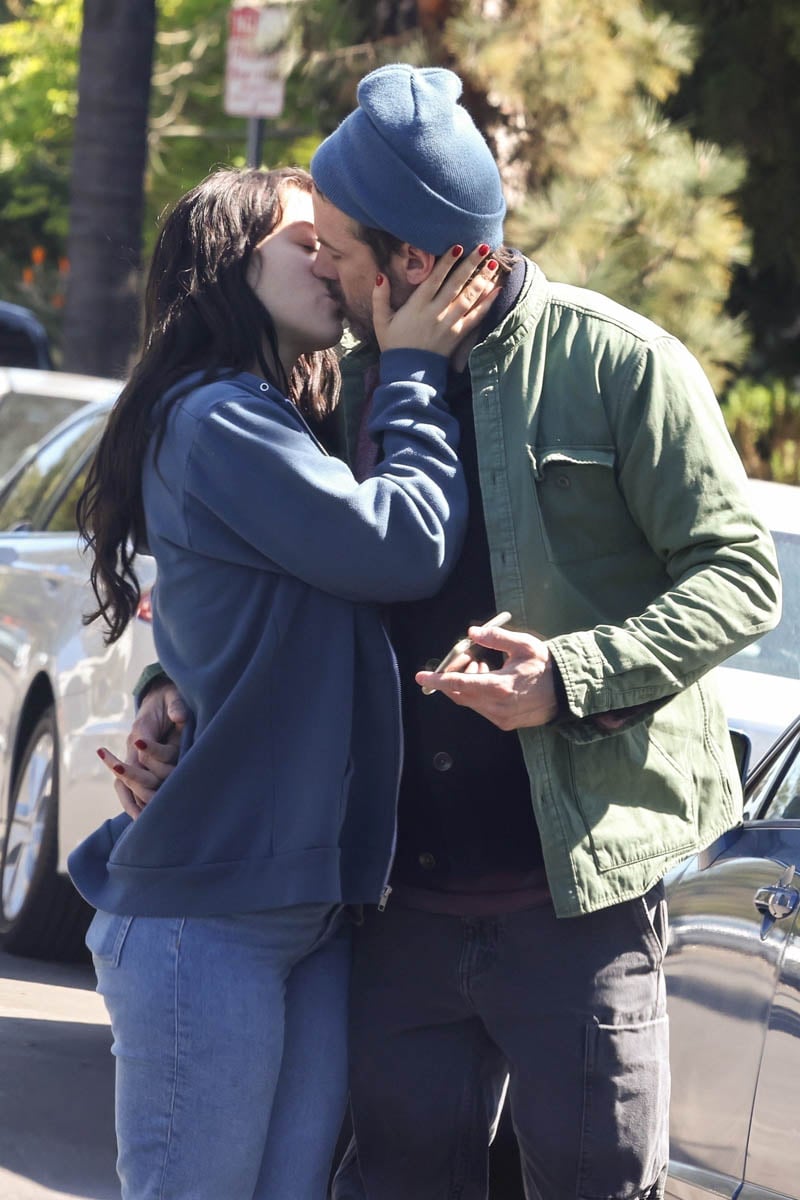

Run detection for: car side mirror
[[729, 727, 752, 782]]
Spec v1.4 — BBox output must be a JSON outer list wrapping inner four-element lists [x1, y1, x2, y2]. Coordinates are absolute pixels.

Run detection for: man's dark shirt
[[386, 256, 549, 913]]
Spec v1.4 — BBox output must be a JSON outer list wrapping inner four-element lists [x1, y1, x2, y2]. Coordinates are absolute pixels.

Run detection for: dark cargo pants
[[332, 885, 669, 1200]]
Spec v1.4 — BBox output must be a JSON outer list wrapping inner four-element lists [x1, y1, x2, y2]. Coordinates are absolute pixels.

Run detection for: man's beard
[[326, 270, 411, 346], [326, 283, 374, 344]]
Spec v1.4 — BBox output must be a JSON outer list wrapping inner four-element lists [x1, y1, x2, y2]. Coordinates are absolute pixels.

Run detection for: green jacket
[[337, 258, 781, 918]]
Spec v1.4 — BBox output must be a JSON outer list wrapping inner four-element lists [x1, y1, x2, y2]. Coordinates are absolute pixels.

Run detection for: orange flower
[[31, 245, 46, 265], [22, 266, 34, 285], [58, 256, 70, 275], [51, 293, 65, 309]]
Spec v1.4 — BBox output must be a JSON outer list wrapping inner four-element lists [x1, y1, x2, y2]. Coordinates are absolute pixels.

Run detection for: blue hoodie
[[68, 350, 467, 917]]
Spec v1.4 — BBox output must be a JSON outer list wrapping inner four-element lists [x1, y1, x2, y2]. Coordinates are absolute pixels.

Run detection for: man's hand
[[415, 624, 558, 731], [97, 680, 187, 819]]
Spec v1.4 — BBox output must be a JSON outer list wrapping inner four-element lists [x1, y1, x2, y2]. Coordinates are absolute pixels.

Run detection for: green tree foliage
[[0, 0, 363, 357], [297, 0, 752, 391], [655, 0, 800, 379], [0, 0, 760, 397], [0, 0, 80, 338], [723, 377, 800, 485], [438, 0, 750, 392]]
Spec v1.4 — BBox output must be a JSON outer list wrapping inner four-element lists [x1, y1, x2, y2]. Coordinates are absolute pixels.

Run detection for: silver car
[[715, 478, 800, 766], [0, 398, 156, 960], [665, 718, 800, 1198], [0, 365, 119, 480], [487, 720, 800, 1199]]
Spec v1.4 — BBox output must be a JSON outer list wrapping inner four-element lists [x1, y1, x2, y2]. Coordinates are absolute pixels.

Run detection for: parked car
[[488, 717, 800, 1200], [715, 477, 800, 765], [0, 300, 52, 370], [0, 365, 119, 481], [0, 397, 156, 960], [665, 715, 800, 1199]]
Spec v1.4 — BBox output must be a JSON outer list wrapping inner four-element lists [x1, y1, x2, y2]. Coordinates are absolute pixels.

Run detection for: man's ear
[[393, 243, 437, 285]]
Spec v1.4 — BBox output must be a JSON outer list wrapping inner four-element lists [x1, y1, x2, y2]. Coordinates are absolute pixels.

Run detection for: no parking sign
[[224, 2, 298, 119]]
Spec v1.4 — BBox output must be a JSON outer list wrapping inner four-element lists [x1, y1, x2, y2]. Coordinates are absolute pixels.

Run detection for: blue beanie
[[310, 64, 506, 256]]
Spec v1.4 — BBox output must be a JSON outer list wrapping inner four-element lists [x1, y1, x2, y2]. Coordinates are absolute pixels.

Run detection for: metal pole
[[246, 117, 264, 167]]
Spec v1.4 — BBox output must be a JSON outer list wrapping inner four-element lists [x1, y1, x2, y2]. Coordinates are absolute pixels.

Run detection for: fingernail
[[487, 259, 498, 271], [451, 245, 463, 258], [96, 749, 105, 760], [478, 243, 490, 257], [113, 764, 125, 775], [375, 273, 383, 286], [134, 739, 147, 750]]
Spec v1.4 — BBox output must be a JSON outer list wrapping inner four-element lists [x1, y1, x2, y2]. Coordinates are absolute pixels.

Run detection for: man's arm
[[417, 337, 781, 732]]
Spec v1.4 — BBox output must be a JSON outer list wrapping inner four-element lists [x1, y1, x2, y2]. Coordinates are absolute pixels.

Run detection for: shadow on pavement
[[0, 948, 118, 1200], [0, 1013, 117, 1199]]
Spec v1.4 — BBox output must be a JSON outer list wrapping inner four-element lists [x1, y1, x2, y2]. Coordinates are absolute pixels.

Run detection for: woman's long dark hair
[[78, 166, 340, 645]]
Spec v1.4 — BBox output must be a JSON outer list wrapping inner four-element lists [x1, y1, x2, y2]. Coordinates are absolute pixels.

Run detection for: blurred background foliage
[[0, 0, 798, 476]]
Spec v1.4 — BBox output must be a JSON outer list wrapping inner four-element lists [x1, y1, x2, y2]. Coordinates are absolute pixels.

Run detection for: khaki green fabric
[[337, 260, 781, 917]]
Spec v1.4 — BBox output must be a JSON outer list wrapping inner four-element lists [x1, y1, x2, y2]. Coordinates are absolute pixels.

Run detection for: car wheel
[[0, 708, 92, 961]]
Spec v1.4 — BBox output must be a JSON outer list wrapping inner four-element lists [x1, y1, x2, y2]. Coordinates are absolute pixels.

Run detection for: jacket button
[[433, 751, 453, 772], [556, 473, 571, 489], [419, 852, 436, 869]]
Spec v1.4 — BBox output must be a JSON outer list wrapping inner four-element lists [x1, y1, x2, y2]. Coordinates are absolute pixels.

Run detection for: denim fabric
[[333, 887, 669, 1200], [88, 902, 351, 1200]]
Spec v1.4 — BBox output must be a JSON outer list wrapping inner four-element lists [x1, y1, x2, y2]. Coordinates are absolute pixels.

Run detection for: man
[[112, 64, 780, 1200]]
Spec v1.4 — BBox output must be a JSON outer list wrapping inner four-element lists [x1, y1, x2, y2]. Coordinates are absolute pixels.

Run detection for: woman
[[67, 164, 496, 1199]]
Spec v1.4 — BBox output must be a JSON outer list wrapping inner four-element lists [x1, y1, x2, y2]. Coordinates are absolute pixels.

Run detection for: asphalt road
[[0, 947, 118, 1200]]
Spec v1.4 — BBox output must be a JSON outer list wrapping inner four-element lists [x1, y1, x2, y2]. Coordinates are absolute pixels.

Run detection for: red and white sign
[[224, 4, 295, 119]]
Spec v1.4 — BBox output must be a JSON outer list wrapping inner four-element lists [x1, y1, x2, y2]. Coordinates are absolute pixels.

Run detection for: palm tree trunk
[[62, 0, 156, 378]]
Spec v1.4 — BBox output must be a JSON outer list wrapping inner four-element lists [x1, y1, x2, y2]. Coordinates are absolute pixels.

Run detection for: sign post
[[224, 1, 299, 166]]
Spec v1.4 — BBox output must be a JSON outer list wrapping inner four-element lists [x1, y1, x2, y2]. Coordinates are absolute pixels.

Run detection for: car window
[[0, 408, 105, 532], [727, 530, 800, 680], [0, 391, 85, 480], [745, 729, 800, 820], [46, 460, 91, 533]]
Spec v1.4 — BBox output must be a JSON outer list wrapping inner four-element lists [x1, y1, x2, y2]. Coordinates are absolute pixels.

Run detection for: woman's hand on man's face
[[373, 243, 499, 358]]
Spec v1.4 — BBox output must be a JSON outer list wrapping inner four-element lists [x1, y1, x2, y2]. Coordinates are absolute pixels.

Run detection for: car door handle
[[754, 865, 799, 937]]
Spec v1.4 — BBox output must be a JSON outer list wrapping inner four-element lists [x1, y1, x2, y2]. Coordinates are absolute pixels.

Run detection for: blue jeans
[[88, 903, 351, 1200], [333, 887, 669, 1200]]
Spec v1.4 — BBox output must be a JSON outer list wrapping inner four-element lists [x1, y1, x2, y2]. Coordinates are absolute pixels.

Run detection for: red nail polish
[[134, 739, 147, 750], [375, 273, 383, 286], [113, 764, 125, 775], [487, 259, 498, 270], [478, 244, 490, 257], [451, 245, 463, 258], [96, 748, 106, 760]]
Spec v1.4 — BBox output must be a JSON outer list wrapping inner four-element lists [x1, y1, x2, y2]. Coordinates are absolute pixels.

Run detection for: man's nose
[[312, 246, 337, 280]]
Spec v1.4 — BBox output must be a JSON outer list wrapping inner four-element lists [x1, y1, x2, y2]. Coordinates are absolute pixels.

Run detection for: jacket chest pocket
[[527, 445, 645, 565]]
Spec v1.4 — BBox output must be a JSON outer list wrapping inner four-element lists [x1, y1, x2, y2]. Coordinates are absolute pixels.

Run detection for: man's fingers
[[129, 681, 183, 749], [466, 625, 543, 652], [464, 659, 490, 674], [166, 697, 190, 728], [416, 668, 503, 696]]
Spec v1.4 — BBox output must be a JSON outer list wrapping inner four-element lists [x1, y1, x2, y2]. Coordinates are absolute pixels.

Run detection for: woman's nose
[[312, 246, 336, 280]]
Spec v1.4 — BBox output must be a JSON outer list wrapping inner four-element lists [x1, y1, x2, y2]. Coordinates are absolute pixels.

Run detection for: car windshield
[[0, 390, 85, 479], [728, 530, 800, 679], [0, 407, 105, 532]]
